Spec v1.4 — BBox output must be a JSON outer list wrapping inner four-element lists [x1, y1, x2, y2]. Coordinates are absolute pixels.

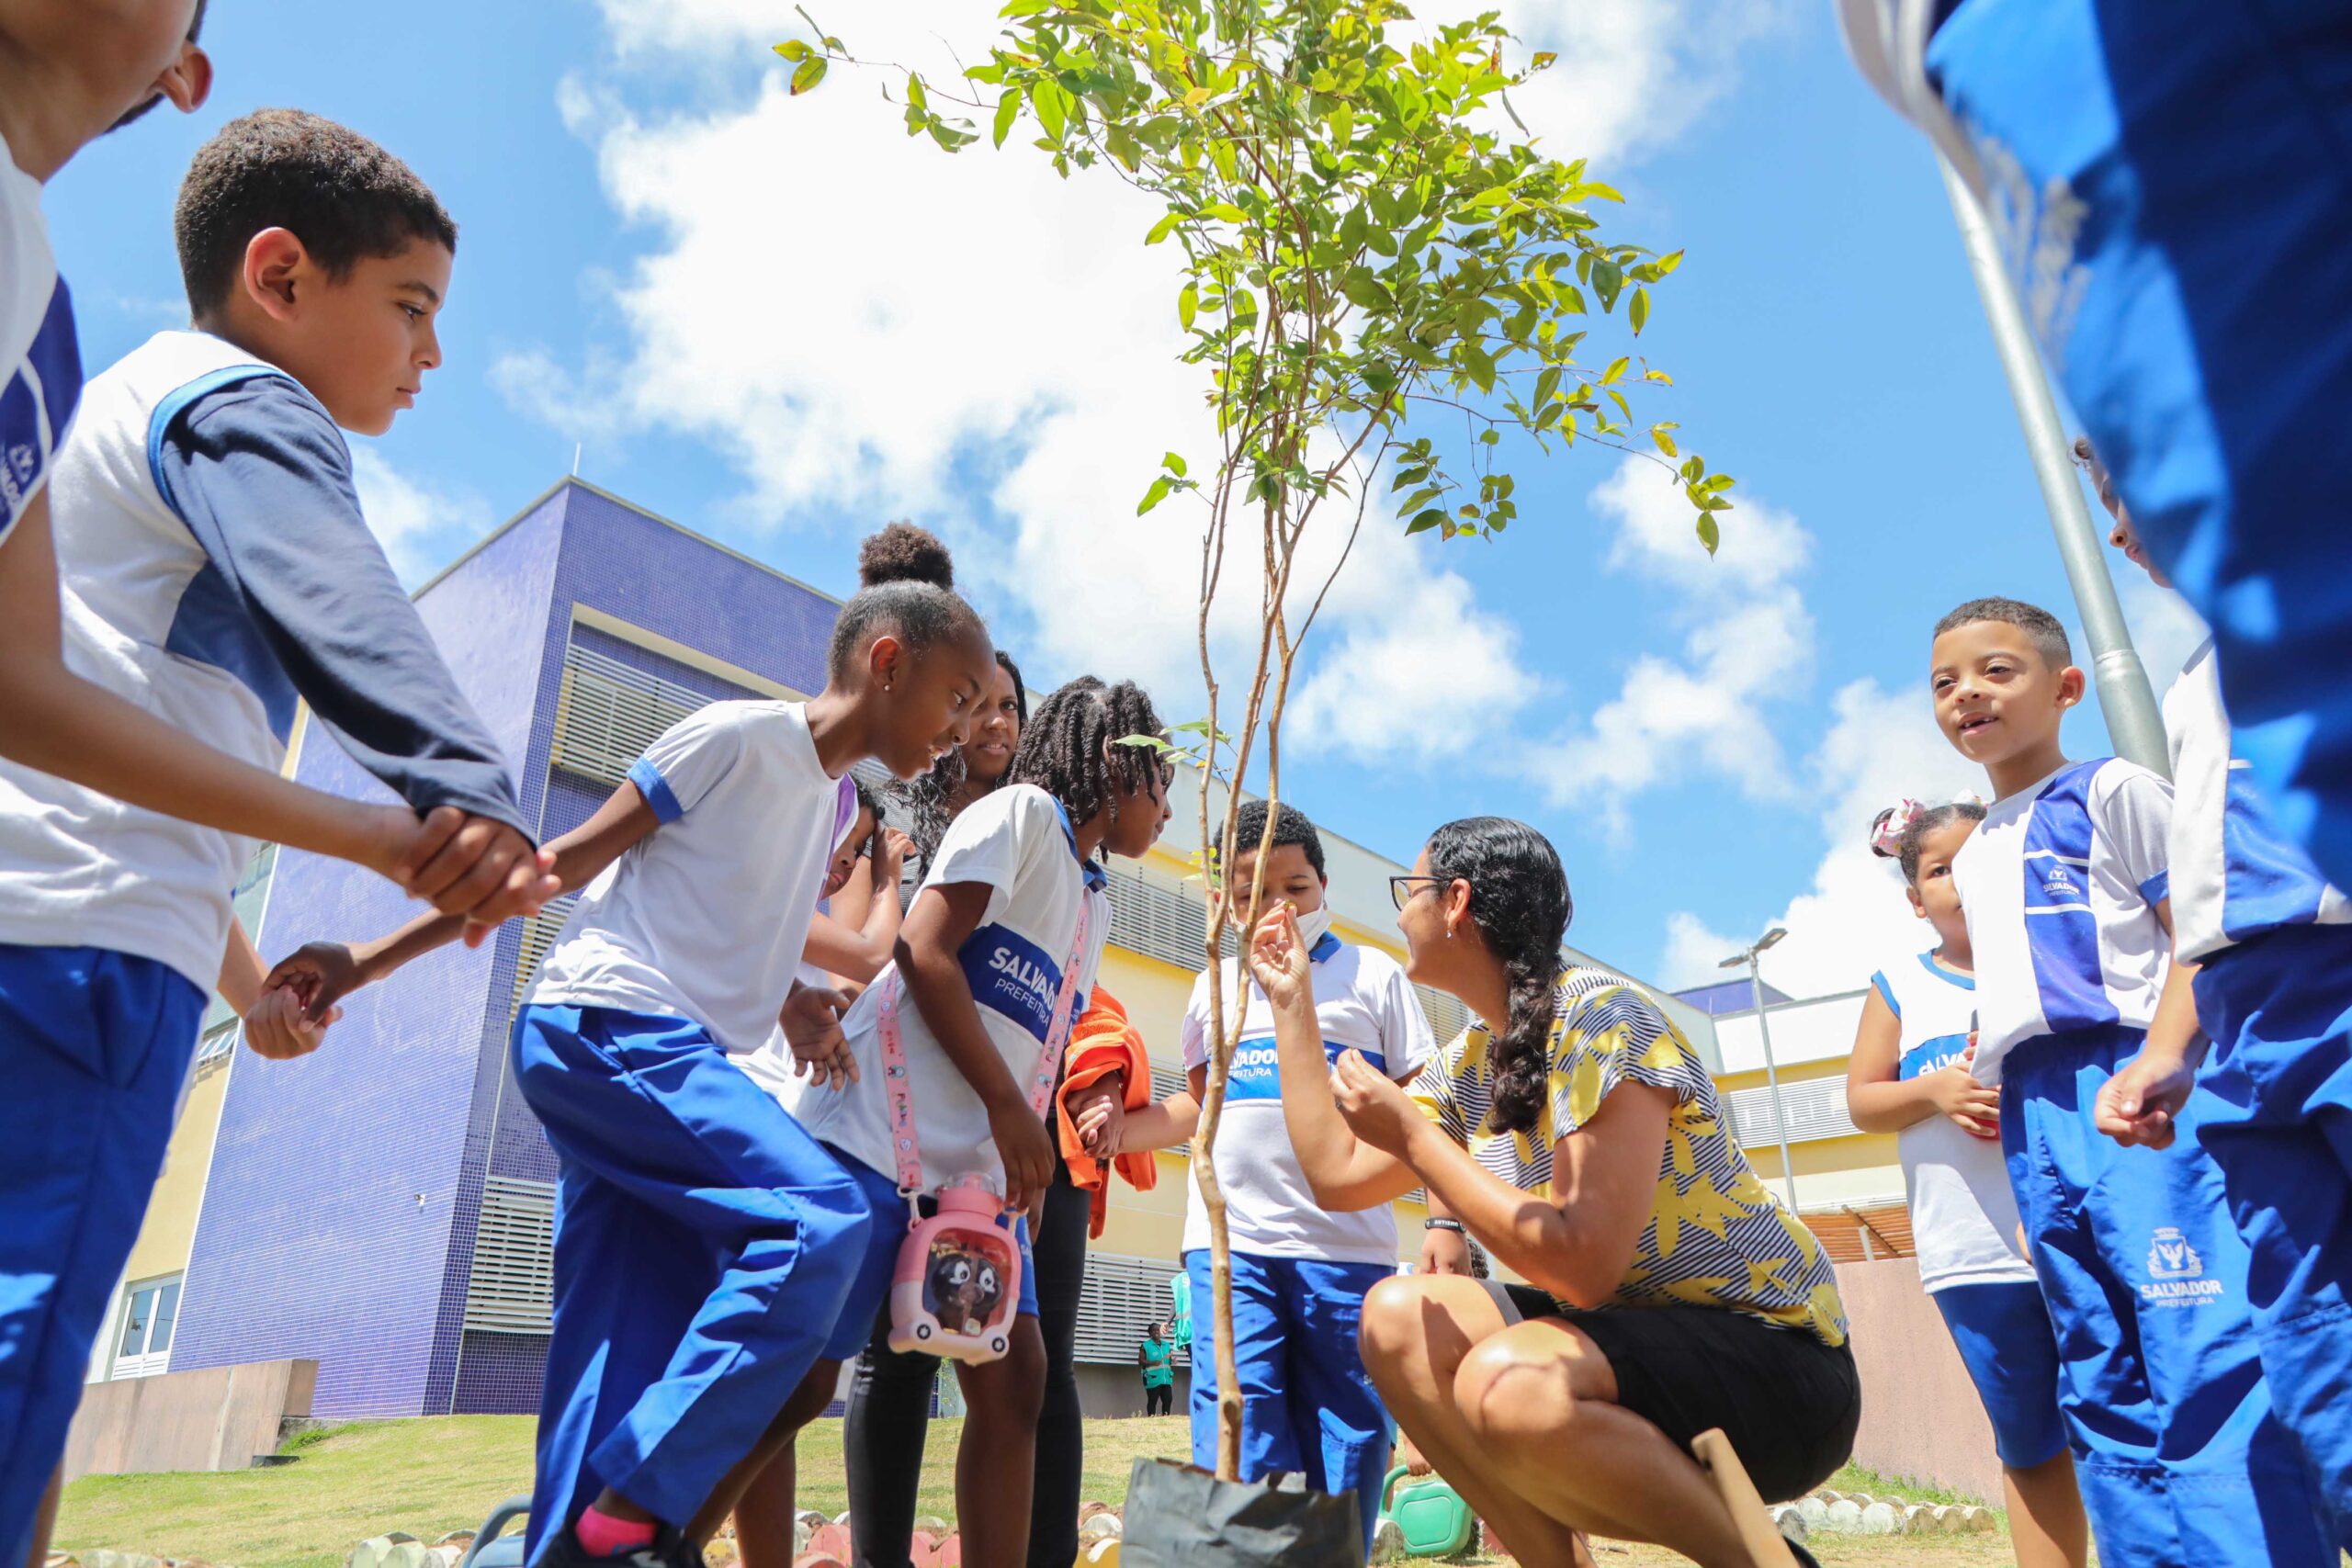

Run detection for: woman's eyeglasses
[[1389, 874, 1446, 911]]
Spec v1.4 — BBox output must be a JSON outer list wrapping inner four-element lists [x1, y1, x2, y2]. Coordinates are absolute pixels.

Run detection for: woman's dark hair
[[889, 650, 1028, 863], [1008, 676, 1165, 833], [1426, 817, 1571, 1137], [1871, 800, 1988, 885], [825, 522, 984, 681]]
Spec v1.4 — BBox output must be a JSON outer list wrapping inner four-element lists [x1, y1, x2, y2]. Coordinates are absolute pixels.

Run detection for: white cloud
[[1656, 677, 1985, 997], [1522, 458, 1815, 823], [2117, 573, 2207, 694], [349, 446, 494, 587], [510, 2, 1789, 766]]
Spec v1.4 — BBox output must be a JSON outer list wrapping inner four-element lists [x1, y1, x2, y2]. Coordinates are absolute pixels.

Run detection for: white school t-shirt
[[784, 784, 1111, 1193], [1876, 952, 2035, 1292], [1178, 939, 1434, 1265], [529, 700, 852, 1055], [2163, 641, 2350, 965], [1953, 758, 2173, 1086], [0, 129, 77, 547]]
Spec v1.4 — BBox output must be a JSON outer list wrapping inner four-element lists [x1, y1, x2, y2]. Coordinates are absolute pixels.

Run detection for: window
[[111, 1275, 182, 1380]]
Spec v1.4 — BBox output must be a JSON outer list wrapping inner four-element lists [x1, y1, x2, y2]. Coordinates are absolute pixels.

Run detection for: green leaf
[[992, 89, 1021, 148], [1178, 283, 1197, 331], [1406, 508, 1446, 535], [1628, 286, 1649, 335], [1033, 80, 1068, 141], [1696, 513, 1721, 555], [774, 39, 810, 62], [790, 56, 828, 95], [1532, 51, 1557, 69], [1650, 424, 1678, 457], [1145, 211, 1180, 245], [906, 73, 928, 111], [1340, 268, 1393, 311], [1137, 475, 1174, 515], [1163, 451, 1188, 478], [1600, 355, 1629, 385]]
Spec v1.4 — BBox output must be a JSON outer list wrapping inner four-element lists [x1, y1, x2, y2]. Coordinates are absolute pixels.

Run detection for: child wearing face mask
[[1120, 799, 1435, 1553]]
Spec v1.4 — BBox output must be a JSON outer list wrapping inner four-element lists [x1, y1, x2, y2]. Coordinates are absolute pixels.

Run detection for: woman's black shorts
[[1499, 1283, 1860, 1503]]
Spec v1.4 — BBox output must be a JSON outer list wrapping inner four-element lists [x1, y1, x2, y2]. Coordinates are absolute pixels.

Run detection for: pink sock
[[576, 1506, 657, 1558]]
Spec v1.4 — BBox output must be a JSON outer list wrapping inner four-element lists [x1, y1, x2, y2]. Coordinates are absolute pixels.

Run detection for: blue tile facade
[[175, 482, 843, 1416]]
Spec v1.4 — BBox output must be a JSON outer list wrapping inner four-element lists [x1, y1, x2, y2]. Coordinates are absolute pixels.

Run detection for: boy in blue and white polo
[[1125, 800, 1434, 1553], [1932, 596, 2332, 1568]]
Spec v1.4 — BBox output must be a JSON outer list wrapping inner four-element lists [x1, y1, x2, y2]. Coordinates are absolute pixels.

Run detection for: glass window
[[118, 1286, 153, 1358], [149, 1281, 180, 1354]]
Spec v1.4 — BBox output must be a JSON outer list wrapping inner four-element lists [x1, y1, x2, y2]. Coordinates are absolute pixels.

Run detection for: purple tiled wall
[[180, 481, 842, 1418]]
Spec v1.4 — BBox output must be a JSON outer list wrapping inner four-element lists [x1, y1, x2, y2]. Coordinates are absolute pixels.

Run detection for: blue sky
[[45, 0, 2199, 998]]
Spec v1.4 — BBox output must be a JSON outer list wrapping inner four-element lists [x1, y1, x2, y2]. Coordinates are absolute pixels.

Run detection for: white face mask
[[1292, 904, 1333, 954]]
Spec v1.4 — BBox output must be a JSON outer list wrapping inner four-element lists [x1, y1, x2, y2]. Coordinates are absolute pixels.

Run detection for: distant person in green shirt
[[1138, 1321, 1175, 1416]]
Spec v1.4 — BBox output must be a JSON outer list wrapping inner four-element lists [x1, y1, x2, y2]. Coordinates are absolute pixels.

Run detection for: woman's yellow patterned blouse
[[1409, 965, 1849, 1347]]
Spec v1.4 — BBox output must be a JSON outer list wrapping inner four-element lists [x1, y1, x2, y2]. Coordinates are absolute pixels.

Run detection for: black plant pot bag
[[1120, 1457, 1365, 1567]]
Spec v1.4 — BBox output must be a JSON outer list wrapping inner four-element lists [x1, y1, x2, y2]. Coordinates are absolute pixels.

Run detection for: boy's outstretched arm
[[243, 777, 662, 1057], [1115, 1065, 1201, 1154], [0, 491, 500, 895], [158, 383, 550, 928]]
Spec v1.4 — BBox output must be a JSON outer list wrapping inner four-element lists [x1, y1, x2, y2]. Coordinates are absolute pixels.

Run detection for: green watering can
[[1377, 1466, 1476, 1558]]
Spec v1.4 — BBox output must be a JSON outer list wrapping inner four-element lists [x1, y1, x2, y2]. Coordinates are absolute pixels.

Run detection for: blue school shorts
[[1931, 1280, 2071, 1469]]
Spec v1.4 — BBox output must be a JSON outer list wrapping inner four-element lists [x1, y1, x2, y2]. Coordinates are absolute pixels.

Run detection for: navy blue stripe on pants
[[513, 1004, 870, 1561], [0, 946, 203, 1565], [2002, 1023, 2334, 1566]]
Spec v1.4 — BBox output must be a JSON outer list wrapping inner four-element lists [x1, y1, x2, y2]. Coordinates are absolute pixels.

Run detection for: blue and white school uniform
[[1178, 931, 1433, 1551], [515, 701, 871, 1555], [1839, 0, 2352, 897], [0, 331, 527, 1562], [0, 129, 77, 551], [1874, 953, 2064, 1470], [2165, 642, 2352, 1543], [1955, 758, 2332, 1567], [782, 783, 1110, 1361]]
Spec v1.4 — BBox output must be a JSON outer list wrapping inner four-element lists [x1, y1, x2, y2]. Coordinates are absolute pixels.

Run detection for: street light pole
[[1721, 929, 1800, 1213], [1936, 152, 2170, 777]]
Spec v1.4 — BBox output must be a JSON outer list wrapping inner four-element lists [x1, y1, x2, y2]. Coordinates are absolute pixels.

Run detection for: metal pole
[[1750, 952, 1801, 1213], [1936, 153, 2170, 777]]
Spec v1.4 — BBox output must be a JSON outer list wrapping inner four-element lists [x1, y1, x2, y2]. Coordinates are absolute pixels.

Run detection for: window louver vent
[[1724, 1076, 1862, 1148], [510, 894, 581, 1017], [548, 645, 712, 786], [1074, 1249, 1193, 1367], [463, 1177, 557, 1335]]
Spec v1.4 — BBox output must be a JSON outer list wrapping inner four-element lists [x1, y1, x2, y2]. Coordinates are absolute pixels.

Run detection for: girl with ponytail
[[1254, 817, 1859, 1567]]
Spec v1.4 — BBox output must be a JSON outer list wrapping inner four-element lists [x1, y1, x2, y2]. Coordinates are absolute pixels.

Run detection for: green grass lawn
[[57, 1416, 2027, 1568]]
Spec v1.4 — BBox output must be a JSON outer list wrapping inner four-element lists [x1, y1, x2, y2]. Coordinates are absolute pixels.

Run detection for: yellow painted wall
[[122, 1061, 229, 1284]]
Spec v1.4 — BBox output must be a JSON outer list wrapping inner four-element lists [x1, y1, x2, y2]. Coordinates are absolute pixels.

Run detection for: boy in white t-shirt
[[1847, 797, 2086, 1568], [1120, 799, 1434, 1553], [1931, 596, 2331, 1568], [2086, 444, 2352, 1546]]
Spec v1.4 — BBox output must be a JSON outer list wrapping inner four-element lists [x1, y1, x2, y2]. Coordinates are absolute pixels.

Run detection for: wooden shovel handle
[[1690, 1428, 1801, 1568]]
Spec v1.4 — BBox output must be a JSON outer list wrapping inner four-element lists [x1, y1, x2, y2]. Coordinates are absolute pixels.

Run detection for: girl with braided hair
[[1255, 817, 1857, 1568], [779, 674, 1171, 1568], [888, 650, 1028, 875]]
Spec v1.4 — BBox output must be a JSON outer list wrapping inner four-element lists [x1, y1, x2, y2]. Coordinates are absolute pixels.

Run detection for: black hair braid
[[888, 651, 1028, 866], [1426, 817, 1572, 1136], [1007, 676, 1164, 833]]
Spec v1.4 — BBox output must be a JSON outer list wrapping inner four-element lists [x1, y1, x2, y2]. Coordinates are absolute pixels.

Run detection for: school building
[[85, 478, 1744, 1421]]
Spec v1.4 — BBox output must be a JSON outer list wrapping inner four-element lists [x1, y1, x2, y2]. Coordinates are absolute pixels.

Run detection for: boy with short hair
[[2086, 446, 2352, 1544], [1931, 595, 2333, 1567], [0, 108, 553, 1562], [1122, 799, 1435, 1552], [0, 7, 536, 907]]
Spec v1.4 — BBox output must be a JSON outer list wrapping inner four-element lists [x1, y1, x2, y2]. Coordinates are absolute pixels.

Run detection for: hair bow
[[1870, 799, 1921, 859]]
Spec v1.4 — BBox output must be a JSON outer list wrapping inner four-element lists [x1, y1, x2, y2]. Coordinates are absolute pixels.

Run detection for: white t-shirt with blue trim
[[784, 783, 1112, 1194], [529, 700, 851, 1054], [1178, 939, 1434, 1265], [1877, 952, 2035, 1292], [2164, 641, 2350, 965], [0, 130, 77, 547], [1953, 757, 2174, 1085]]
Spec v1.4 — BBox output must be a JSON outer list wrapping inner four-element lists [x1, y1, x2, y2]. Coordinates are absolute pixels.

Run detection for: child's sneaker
[[537, 1525, 707, 1568]]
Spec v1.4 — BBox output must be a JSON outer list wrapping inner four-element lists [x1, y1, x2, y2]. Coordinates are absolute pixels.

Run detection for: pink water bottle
[[888, 1176, 1023, 1362]]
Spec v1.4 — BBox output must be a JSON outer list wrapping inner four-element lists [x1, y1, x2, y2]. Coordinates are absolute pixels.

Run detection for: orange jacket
[[1057, 988, 1159, 1237]]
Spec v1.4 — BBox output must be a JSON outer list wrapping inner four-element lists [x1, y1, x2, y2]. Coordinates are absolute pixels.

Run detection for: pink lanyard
[[876, 894, 1093, 1208]]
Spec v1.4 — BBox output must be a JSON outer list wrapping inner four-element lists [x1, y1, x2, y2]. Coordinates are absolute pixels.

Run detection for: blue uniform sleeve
[[153, 378, 530, 839]]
